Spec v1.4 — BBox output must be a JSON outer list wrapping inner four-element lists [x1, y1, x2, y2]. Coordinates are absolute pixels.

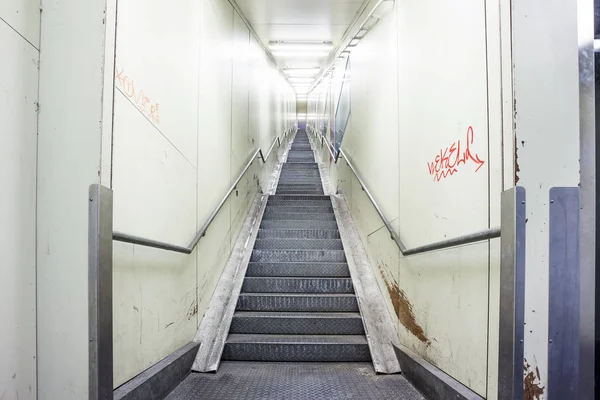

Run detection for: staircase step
[[242, 277, 353, 293], [257, 229, 340, 239], [260, 220, 338, 229], [246, 262, 350, 277], [262, 212, 335, 221], [236, 293, 358, 312], [276, 191, 324, 195], [266, 200, 331, 208], [229, 312, 365, 334], [222, 334, 371, 362], [253, 239, 343, 250], [251, 249, 346, 262], [265, 206, 332, 214], [268, 195, 330, 201]]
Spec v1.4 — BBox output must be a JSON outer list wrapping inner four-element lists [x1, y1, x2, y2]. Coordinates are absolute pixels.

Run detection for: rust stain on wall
[[523, 359, 544, 400], [378, 263, 430, 345]]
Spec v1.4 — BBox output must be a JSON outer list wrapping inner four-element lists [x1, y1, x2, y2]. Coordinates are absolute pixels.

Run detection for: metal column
[[88, 184, 114, 400]]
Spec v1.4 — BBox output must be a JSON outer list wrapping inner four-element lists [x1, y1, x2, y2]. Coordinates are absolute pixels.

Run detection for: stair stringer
[[330, 194, 402, 374], [191, 193, 269, 372]]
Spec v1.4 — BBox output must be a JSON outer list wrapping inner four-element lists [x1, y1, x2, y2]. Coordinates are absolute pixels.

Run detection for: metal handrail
[[113, 131, 291, 254], [307, 125, 500, 256]]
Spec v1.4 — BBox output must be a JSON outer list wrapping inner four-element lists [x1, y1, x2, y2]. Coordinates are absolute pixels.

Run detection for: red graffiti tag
[[115, 65, 161, 125], [427, 126, 485, 182]]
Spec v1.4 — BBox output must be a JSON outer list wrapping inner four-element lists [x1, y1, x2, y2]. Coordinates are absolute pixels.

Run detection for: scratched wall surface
[[0, 2, 39, 398], [309, 0, 512, 397], [110, 0, 295, 387]]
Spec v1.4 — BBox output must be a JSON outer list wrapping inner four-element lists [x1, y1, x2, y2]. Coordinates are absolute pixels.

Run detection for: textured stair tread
[[246, 262, 350, 277], [242, 277, 354, 293], [240, 293, 356, 298], [262, 213, 334, 220], [260, 220, 338, 229], [265, 206, 332, 213], [268, 195, 330, 200], [253, 239, 343, 250], [251, 249, 346, 263], [233, 311, 362, 318], [257, 229, 340, 239], [226, 334, 368, 345], [252, 249, 345, 254]]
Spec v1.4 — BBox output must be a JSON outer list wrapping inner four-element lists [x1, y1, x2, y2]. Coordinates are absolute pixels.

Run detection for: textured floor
[[166, 362, 425, 400]]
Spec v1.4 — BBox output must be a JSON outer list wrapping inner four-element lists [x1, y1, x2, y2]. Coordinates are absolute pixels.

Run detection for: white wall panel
[[230, 11, 253, 242], [37, 0, 109, 396], [111, 91, 198, 385], [397, 0, 489, 248], [0, 18, 38, 400], [112, 93, 197, 244], [115, 0, 200, 165], [0, 0, 40, 47]]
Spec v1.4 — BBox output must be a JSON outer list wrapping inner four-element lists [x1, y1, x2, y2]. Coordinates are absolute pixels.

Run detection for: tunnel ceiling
[[235, 0, 365, 88]]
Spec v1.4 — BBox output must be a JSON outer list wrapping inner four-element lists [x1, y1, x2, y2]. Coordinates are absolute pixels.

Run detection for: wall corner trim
[[113, 341, 200, 400], [393, 344, 484, 400]]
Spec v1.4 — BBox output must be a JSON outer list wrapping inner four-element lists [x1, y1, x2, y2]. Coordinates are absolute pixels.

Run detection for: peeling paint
[[378, 264, 431, 345], [514, 134, 520, 184], [523, 359, 544, 400]]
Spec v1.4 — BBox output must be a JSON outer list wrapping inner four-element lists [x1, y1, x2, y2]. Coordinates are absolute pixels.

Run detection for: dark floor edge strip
[[114, 342, 200, 400], [393, 344, 484, 400]]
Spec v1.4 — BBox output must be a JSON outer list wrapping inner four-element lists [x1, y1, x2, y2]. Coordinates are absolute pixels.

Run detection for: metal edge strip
[[547, 187, 581, 398]]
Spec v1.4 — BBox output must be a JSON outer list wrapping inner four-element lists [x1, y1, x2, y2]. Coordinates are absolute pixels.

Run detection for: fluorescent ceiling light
[[355, 29, 368, 39], [289, 77, 314, 83], [284, 68, 321, 76], [272, 51, 329, 58], [269, 42, 333, 51]]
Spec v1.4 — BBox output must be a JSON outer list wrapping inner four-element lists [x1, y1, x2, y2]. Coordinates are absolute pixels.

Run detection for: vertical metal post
[[88, 184, 113, 400], [576, 0, 596, 396], [498, 187, 526, 400], [547, 188, 581, 398]]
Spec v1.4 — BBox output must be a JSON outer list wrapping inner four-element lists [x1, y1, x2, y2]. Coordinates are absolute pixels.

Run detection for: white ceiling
[[235, 0, 365, 72]]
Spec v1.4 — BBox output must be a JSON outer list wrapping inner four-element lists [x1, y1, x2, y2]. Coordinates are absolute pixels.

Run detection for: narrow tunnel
[[0, 0, 596, 399]]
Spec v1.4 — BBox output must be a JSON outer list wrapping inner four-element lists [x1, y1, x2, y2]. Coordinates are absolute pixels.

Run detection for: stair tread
[[226, 334, 368, 345], [239, 293, 356, 297], [244, 277, 351, 281], [233, 311, 362, 318]]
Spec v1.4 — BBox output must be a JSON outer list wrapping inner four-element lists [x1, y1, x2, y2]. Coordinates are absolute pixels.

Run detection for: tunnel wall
[[0, 0, 39, 398], [308, 0, 513, 397], [106, 0, 295, 386]]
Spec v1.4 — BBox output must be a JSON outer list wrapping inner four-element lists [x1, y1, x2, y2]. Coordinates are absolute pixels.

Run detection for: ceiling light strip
[[309, 0, 395, 93]]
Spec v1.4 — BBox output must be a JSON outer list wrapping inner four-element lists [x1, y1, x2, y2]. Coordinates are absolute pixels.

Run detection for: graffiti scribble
[[427, 126, 485, 182], [115, 65, 161, 124]]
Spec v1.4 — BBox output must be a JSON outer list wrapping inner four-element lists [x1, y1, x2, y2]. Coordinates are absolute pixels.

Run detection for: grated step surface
[[222, 334, 371, 362], [242, 277, 354, 293], [253, 238, 343, 250], [166, 362, 424, 400], [236, 293, 359, 312], [257, 229, 340, 239], [246, 262, 350, 277], [251, 249, 346, 263], [229, 311, 365, 335]]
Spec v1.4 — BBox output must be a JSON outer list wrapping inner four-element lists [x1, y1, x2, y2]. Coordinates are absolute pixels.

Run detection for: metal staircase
[[221, 130, 371, 363]]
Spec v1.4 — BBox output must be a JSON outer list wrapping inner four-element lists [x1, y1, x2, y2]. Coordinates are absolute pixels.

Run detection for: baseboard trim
[[393, 344, 484, 400], [114, 342, 200, 400]]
